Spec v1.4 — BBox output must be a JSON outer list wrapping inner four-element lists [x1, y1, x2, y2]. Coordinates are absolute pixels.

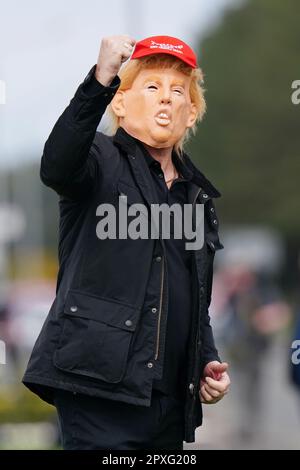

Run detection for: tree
[[187, 0, 300, 238]]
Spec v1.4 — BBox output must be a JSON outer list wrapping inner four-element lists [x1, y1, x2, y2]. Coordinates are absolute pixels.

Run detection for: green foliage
[[187, 0, 300, 237], [0, 387, 55, 423]]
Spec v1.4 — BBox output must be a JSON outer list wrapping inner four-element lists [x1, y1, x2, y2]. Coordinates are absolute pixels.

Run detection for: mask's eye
[[147, 85, 158, 90], [173, 89, 183, 95]]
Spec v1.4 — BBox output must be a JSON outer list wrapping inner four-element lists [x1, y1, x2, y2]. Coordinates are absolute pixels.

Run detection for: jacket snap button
[[210, 207, 215, 213], [147, 362, 153, 368], [202, 193, 208, 199], [125, 320, 133, 327], [213, 219, 218, 225], [189, 383, 194, 395], [155, 256, 162, 262], [70, 306, 77, 312], [151, 307, 157, 313]]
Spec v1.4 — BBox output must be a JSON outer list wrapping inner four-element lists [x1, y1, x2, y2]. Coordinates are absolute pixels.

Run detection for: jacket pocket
[[53, 290, 140, 383]]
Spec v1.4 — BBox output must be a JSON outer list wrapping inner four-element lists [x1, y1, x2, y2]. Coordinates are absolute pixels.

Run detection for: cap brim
[[130, 49, 196, 68]]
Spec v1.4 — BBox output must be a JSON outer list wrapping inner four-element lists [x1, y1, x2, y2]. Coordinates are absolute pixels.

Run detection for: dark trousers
[[54, 389, 185, 450]]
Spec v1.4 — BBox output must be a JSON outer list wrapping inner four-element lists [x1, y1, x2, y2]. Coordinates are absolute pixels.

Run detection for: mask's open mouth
[[154, 116, 171, 126]]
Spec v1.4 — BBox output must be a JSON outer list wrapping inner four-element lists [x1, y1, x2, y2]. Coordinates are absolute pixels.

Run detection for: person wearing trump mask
[[23, 34, 230, 450]]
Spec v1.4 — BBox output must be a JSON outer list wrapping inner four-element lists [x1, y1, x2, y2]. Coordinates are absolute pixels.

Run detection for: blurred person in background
[[291, 313, 300, 395], [0, 300, 18, 381], [22, 34, 230, 450], [211, 263, 290, 440], [290, 253, 300, 400]]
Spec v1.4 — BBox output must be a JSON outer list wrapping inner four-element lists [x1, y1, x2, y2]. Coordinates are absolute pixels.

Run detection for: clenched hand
[[200, 361, 230, 405], [95, 35, 136, 87]]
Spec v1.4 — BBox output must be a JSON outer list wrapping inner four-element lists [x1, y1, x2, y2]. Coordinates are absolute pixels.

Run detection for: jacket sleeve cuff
[[77, 64, 121, 102]]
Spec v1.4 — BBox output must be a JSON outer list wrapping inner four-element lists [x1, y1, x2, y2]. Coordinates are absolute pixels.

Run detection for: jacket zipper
[[154, 254, 165, 360], [187, 186, 202, 396]]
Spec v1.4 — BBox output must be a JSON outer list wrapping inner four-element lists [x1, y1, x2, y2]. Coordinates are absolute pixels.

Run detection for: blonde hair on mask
[[106, 53, 206, 157]]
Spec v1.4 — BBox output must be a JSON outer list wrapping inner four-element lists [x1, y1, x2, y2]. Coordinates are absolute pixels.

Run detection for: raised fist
[[95, 35, 136, 86]]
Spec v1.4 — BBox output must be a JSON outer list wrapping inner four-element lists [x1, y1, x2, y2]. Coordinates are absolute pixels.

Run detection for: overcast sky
[[0, 0, 240, 168]]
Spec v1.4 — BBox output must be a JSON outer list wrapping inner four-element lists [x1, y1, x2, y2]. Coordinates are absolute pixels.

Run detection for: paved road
[[184, 336, 300, 450]]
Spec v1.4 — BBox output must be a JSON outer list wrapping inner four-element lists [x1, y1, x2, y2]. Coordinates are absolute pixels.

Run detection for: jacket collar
[[113, 126, 221, 199]]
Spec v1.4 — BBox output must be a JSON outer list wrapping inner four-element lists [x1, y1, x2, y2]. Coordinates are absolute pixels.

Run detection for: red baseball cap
[[130, 35, 197, 69]]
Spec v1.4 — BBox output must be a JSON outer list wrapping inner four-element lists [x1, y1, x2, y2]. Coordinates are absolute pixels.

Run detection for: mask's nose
[[159, 87, 171, 105]]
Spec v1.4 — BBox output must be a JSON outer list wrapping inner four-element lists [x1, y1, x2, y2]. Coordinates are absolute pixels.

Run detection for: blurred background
[[0, 0, 300, 450]]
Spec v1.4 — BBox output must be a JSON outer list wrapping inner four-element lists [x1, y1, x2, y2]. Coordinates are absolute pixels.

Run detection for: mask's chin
[[140, 127, 176, 149], [121, 122, 178, 149]]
